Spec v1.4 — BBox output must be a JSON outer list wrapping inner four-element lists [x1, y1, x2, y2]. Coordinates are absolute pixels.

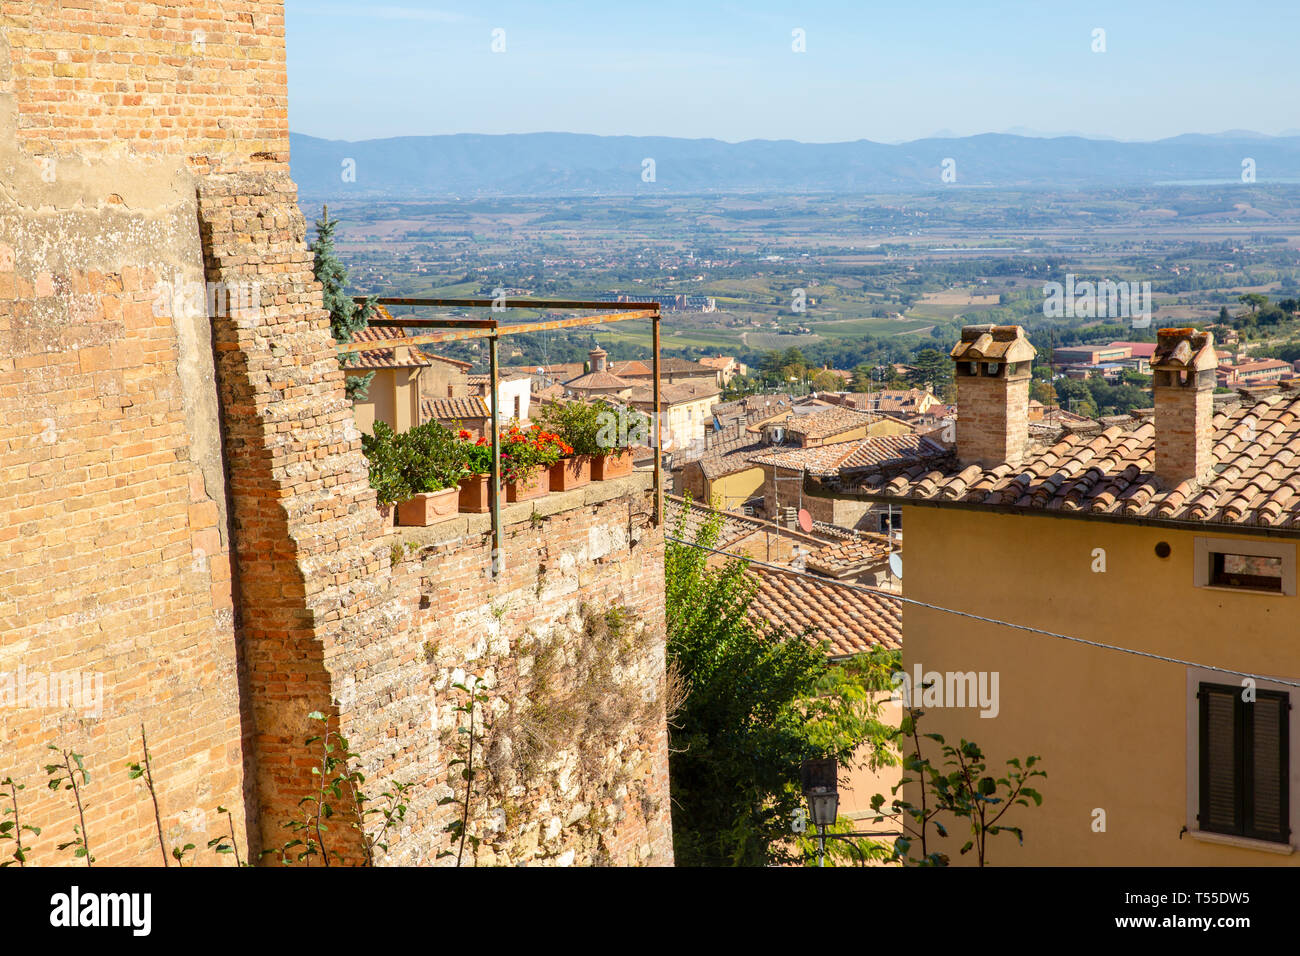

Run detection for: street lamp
[[800, 757, 839, 867]]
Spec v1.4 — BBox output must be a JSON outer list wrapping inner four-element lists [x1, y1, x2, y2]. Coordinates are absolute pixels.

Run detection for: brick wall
[[1154, 379, 1214, 486], [955, 371, 1031, 468], [1, 1, 672, 865], [0, 2, 280, 864], [2, 2, 288, 163], [358, 481, 673, 866]]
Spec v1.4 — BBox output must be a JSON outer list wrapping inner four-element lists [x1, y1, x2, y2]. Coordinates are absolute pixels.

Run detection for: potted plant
[[361, 421, 405, 524], [590, 404, 650, 481], [361, 421, 468, 527], [500, 423, 563, 502], [395, 421, 468, 526], [537, 400, 599, 491], [454, 429, 494, 513]]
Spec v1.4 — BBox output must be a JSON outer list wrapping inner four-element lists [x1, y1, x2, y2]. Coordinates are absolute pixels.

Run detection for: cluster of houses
[[682, 323, 1300, 862], [352, 313, 746, 465], [353, 312, 1300, 864], [1056, 333, 1300, 389]]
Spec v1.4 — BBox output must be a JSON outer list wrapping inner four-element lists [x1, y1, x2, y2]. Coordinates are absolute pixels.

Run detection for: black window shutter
[[1199, 684, 1241, 834], [1198, 682, 1290, 843], [1246, 691, 1289, 843]]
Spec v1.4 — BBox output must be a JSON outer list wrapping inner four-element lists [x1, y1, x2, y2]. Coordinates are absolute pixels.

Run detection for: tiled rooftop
[[346, 322, 434, 370], [863, 388, 937, 415], [806, 536, 896, 578], [678, 431, 767, 479], [627, 380, 720, 406], [421, 396, 491, 423], [563, 370, 634, 390], [748, 433, 947, 477], [747, 565, 902, 657], [712, 393, 795, 429], [835, 390, 1300, 530], [665, 494, 778, 550], [783, 406, 878, 441]]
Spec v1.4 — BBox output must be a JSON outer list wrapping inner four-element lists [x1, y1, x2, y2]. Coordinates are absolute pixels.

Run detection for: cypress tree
[[311, 204, 375, 401]]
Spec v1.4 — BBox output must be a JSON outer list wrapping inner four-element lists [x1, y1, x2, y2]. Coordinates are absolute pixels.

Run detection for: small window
[[1194, 537, 1296, 596], [1211, 553, 1283, 592], [1198, 683, 1290, 844]]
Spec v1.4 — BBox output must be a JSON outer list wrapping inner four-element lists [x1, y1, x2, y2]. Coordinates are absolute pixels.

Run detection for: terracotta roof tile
[[805, 536, 895, 578], [627, 381, 720, 406], [747, 566, 902, 657], [421, 396, 491, 423], [749, 434, 947, 477], [832, 391, 1300, 530], [782, 406, 876, 441], [346, 323, 434, 369], [686, 434, 769, 480]]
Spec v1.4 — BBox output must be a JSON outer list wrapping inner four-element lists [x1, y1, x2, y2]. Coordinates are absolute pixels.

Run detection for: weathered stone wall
[[363, 475, 673, 866], [0, 2, 672, 866], [0, 1, 290, 866]]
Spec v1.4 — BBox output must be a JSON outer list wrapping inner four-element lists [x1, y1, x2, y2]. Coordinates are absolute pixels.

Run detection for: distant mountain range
[[289, 131, 1300, 198]]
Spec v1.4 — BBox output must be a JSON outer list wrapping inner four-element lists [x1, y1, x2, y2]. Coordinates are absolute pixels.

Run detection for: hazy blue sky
[[286, 0, 1298, 143]]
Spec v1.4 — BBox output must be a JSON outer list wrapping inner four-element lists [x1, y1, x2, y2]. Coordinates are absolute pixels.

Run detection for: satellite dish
[[797, 509, 813, 533], [889, 553, 903, 579]]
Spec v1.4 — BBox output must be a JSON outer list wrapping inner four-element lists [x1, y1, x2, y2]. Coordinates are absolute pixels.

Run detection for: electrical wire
[[665, 532, 1300, 689]]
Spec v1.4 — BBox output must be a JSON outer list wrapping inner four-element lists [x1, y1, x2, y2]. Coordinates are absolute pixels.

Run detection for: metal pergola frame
[[345, 297, 664, 576]]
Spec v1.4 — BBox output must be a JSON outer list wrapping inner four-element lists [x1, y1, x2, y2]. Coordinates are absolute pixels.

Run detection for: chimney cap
[[1151, 328, 1216, 373], [950, 324, 1036, 364]]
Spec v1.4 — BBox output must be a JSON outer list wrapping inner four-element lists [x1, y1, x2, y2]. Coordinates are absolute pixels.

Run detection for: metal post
[[652, 309, 663, 527], [489, 332, 503, 576], [817, 825, 826, 867]]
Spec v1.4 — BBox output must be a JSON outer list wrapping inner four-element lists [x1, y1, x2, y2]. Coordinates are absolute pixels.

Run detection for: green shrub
[[362, 420, 469, 504], [537, 399, 606, 456], [539, 399, 651, 454]]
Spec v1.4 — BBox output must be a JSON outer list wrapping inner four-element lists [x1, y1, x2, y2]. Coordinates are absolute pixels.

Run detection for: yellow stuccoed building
[[830, 324, 1300, 865]]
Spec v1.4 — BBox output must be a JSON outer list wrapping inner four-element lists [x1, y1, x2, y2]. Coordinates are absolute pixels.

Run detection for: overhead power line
[[665, 533, 1300, 689]]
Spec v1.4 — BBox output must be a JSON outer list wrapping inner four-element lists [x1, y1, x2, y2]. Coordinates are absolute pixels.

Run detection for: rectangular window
[[1210, 553, 1283, 592], [1198, 683, 1290, 844], [1194, 537, 1296, 596]]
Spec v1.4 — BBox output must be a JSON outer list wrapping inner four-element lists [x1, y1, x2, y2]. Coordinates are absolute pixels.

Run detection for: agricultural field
[[321, 185, 1300, 373]]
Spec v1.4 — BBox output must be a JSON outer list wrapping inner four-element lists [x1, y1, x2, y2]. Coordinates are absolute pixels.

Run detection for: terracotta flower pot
[[458, 474, 491, 513], [592, 449, 634, 481], [549, 455, 591, 492], [506, 467, 550, 502], [396, 486, 459, 527]]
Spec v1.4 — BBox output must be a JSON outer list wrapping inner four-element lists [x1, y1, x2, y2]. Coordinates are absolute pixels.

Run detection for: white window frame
[[1193, 536, 1296, 597], [1185, 666, 1297, 855]]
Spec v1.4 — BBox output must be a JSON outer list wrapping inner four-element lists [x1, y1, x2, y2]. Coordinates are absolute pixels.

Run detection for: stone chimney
[[950, 324, 1037, 468], [589, 346, 608, 373], [1150, 328, 1217, 487]]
